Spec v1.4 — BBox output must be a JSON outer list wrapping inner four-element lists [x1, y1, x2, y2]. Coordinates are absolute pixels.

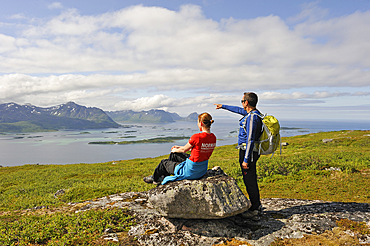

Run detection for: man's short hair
[[244, 92, 258, 107]]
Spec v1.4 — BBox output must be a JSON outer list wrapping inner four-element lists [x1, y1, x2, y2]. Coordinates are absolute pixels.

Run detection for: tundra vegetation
[[0, 130, 369, 245]]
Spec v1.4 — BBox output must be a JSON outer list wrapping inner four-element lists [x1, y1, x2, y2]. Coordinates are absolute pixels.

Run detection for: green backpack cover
[[244, 113, 281, 157]]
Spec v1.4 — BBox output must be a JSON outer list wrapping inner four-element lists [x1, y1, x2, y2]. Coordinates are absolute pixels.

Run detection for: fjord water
[[0, 119, 369, 167]]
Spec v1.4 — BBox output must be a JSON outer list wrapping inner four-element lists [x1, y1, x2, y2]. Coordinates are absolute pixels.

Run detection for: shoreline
[[2, 127, 370, 167]]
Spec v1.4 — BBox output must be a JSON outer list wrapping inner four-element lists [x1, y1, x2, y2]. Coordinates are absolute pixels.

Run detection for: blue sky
[[0, 0, 370, 122]]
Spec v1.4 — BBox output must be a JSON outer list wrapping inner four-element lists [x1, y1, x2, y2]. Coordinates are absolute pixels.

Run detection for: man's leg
[[239, 150, 261, 211]]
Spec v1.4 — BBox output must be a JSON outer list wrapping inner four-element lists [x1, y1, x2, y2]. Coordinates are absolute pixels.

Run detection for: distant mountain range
[[0, 102, 120, 132], [106, 109, 198, 123], [0, 102, 198, 132]]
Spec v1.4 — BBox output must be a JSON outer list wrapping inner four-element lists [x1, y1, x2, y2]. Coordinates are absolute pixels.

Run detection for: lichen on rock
[[148, 171, 250, 219]]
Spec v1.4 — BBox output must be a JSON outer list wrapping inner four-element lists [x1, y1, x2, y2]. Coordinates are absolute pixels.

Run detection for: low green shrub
[[0, 207, 135, 246]]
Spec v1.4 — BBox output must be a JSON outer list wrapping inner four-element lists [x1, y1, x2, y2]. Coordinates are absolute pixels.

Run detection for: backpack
[[243, 112, 281, 157]]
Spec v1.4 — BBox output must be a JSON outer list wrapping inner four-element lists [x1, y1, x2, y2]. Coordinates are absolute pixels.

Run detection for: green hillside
[[1, 130, 369, 211], [0, 130, 369, 245]]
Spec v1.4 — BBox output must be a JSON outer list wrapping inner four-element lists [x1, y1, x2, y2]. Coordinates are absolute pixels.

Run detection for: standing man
[[214, 92, 263, 220]]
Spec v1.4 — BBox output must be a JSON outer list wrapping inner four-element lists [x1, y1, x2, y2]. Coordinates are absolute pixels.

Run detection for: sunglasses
[[241, 100, 246, 103]]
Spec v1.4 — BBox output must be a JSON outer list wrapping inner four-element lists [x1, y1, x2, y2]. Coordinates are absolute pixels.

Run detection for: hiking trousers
[[239, 149, 261, 211], [153, 152, 189, 182]]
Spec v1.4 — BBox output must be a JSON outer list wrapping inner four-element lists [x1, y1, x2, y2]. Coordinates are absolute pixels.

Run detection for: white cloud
[[108, 93, 236, 111], [0, 4, 369, 120], [9, 13, 27, 20], [288, 1, 329, 24], [0, 34, 17, 53], [1, 4, 369, 81], [114, 94, 177, 111], [111, 91, 367, 112], [260, 91, 351, 100], [48, 2, 63, 10]]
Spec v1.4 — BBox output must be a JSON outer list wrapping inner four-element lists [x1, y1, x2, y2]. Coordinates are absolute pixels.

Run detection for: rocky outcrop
[[57, 165, 369, 245], [62, 165, 369, 245], [148, 175, 251, 219], [68, 193, 370, 246]]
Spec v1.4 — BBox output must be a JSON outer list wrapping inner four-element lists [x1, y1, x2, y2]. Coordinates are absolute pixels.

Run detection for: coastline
[[1, 119, 369, 167]]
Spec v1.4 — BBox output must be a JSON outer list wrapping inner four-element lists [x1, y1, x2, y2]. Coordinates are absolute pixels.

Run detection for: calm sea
[[1, 119, 369, 167]]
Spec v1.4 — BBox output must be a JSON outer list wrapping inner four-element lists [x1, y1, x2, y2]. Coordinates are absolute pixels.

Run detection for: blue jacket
[[221, 105, 262, 163], [161, 158, 208, 185]]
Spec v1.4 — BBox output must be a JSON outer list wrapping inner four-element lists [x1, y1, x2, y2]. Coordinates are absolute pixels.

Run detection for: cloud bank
[[0, 3, 369, 119]]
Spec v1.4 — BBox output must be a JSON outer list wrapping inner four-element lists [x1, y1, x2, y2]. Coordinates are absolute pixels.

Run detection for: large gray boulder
[[147, 173, 251, 219]]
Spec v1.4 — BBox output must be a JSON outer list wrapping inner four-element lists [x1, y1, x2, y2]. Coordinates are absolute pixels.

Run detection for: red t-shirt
[[188, 132, 217, 162]]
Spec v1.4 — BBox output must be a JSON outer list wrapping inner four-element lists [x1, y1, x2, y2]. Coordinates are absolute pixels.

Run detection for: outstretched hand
[[214, 103, 222, 109]]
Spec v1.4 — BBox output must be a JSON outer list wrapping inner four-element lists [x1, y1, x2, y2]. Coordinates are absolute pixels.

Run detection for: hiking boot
[[143, 176, 155, 184], [257, 205, 264, 214], [153, 176, 164, 185], [143, 175, 162, 185], [241, 209, 260, 221]]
